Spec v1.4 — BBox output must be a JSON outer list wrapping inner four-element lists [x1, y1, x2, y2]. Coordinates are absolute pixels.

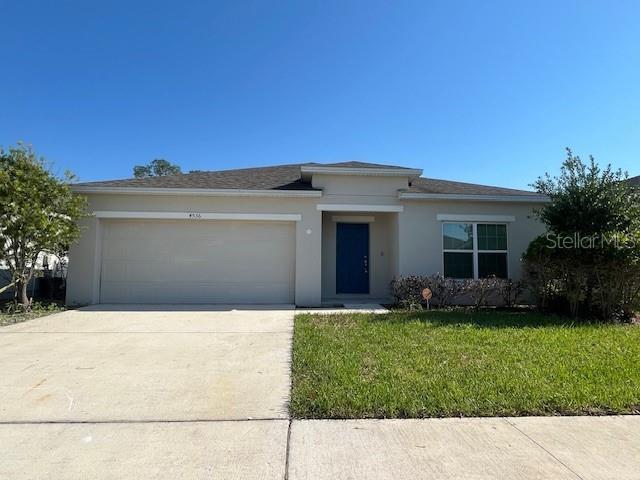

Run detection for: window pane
[[444, 252, 474, 278], [477, 224, 507, 250], [443, 223, 473, 250], [478, 253, 508, 278]]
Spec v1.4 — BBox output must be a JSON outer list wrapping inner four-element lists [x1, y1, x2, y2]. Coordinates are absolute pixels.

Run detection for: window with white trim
[[442, 222, 508, 279]]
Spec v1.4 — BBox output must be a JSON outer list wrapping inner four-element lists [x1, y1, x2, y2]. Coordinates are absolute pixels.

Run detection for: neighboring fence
[[0, 269, 66, 302]]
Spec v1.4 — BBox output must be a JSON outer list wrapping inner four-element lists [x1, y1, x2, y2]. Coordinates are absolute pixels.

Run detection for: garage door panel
[[100, 280, 293, 304], [102, 259, 293, 286], [101, 260, 181, 283], [100, 220, 295, 304], [170, 263, 291, 283]]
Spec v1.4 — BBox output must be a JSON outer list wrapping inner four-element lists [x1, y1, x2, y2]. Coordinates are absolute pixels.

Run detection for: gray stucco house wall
[[66, 161, 547, 306]]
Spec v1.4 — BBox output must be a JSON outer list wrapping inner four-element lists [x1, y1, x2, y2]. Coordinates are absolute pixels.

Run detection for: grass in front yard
[[0, 302, 65, 327], [291, 311, 640, 418]]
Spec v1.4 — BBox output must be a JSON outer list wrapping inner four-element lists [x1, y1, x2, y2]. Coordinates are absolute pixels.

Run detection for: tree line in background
[[133, 158, 182, 178]]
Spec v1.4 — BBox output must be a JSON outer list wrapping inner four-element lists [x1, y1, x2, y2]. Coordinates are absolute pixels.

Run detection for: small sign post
[[422, 288, 433, 310]]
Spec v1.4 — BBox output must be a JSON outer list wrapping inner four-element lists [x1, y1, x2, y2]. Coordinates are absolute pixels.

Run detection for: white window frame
[[442, 222, 509, 279]]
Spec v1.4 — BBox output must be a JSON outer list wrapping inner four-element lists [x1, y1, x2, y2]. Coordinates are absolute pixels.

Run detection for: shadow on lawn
[[372, 310, 590, 329]]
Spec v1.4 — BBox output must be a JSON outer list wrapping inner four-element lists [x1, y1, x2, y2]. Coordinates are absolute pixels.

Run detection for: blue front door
[[336, 223, 369, 294]]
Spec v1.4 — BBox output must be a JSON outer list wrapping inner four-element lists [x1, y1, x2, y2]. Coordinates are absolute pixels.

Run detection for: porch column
[[295, 208, 322, 306]]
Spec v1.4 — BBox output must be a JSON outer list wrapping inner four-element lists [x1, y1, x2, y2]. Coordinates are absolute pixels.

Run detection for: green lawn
[[291, 310, 640, 418]]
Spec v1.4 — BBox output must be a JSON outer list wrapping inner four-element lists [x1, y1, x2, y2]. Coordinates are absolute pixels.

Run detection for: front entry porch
[[321, 211, 398, 305]]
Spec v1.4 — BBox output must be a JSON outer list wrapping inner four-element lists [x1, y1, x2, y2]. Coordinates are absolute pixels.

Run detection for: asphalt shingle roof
[[406, 177, 539, 196], [628, 175, 640, 187], [73, 161, 537, 196], [74, 164, 315, 190]]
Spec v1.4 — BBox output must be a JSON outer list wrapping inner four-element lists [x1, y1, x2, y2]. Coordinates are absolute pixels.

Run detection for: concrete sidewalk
[[288, 416, 640, 480], [2, 416, 638, 479]]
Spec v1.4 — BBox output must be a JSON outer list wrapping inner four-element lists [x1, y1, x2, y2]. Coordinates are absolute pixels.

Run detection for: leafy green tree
[[525, 148, 640, 319], [532, 148, 640, 236], [133, 158, 181, 178], [0, 143, 87, 308]]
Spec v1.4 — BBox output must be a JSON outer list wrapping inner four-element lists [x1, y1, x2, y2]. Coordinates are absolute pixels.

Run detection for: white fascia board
[[317, 204, 404, 212], [72, 186, 322, 198], [93, 211, 302, 221], [437, 214, 516, 223], [301, 166, 423, 177], [399, 192, 549, 203], [331, 215, 376, 223]]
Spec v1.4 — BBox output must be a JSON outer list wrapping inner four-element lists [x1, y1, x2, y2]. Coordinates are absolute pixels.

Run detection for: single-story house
[[66, 161, 547, 306]]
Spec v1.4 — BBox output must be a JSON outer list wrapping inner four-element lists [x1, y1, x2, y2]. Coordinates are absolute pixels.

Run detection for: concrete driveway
[[0, 305, 292, 479]]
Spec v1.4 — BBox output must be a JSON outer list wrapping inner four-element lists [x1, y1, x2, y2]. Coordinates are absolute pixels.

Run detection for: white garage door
[[99, 219, 295, 304]]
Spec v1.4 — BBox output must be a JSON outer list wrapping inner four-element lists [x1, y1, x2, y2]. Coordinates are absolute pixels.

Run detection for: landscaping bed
[[291, 310, 640, 418], [0, 302, 65, 327]]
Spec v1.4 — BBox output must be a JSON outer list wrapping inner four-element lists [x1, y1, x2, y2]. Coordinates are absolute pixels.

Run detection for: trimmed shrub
[[461, 276, 502, 311], [497, 279, 527, 308], [390, 275, 430, 310], [523, 237, 640, 320], [392, 275, 531, 311], [427, 274, 464, 307]]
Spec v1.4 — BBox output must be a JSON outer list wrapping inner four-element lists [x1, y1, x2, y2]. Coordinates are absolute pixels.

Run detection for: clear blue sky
[[2, 0, 639, 189]]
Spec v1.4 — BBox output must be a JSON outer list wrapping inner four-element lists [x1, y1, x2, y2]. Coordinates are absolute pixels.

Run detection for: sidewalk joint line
[[502, 418, 585, 480], [284, 419, 292, 480]]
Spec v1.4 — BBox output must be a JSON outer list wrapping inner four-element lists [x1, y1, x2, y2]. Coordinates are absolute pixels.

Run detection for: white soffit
[[317, 204, 404, 213], [331, 215, 375, 223], [437, 214, 516, 223]]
